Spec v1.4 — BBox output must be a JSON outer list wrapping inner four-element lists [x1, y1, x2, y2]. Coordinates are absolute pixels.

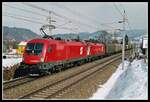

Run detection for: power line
[[113, 3, 124, 17], [100, 21, 120, 25], [22, 2, 119, 32], [119, 3, 125, 11], [56, 20, 92, 32], [113, 3, 132, 31], [3, 4, 47, 17], [126, 20, 132, 30], [57, 27, 78, 32], [22, 2, 99, 30], [52, 2, 116, 29], [69, 22, 92, 32], [3, 12, 44, 21], [3, 12, 89, 33], [3, 3, 68, 24], [3, 14, 45, 25], [124, 14, 132, 30], [119, 3, 132, 31], [3, 3, 79, 33], [56, 21, 72, 27]]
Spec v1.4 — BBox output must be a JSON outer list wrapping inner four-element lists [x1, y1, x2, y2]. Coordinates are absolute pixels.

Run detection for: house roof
[[18, 41, 27, 46]]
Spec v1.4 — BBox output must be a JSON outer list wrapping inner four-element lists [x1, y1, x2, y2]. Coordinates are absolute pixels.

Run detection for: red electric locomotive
[[23, 38, 88, 64], [14, 38, 105, 78]]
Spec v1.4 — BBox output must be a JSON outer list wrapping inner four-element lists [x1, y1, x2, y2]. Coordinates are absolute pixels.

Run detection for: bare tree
[[97, 30, 111, 44]]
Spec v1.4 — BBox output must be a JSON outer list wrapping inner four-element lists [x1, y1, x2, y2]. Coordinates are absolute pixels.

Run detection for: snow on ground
[[2, 58, 22, 69], [3, 54, 22, 58], [90, 58, 148, 100]]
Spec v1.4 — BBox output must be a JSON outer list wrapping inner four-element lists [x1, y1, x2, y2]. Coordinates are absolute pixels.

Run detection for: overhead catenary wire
[[3, 3, 70, 24], [48, 4, 98, 32], [7, 2, 115, 32], [113, 3, 124, 17], [119, 3, 132, 31], [50, 3, 99, 27], [3, 14, 46, 25], [57, 27, 78, 32], [48, 3, 96, 31], [3, 3, 133, 34], [126, 19, 132, 30], [3, 14, 79, 32], [100, 21, 121, 25], [3, 4, 47, 17], [3, 3, 83, 33], [56, 21, 72, 27], [50, 3, 98, 32], [3, 12, 88, 33], [124, 14, 132, 30], [51, 2, 117, 29], [3, 15, 80, 33], [113, 3, 132, 31], [22, 2, 99, 30], [119, 3, 125, 12], [3, 12, 44, 21]]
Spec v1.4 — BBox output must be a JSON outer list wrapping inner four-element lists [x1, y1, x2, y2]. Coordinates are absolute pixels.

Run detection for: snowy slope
[[2, 58, 22, 69], [90, 59, 148, 100]]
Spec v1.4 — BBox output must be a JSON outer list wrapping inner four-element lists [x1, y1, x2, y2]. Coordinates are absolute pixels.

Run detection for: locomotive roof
[[27, 38, 85, 45], [27, 38, 105, 46]]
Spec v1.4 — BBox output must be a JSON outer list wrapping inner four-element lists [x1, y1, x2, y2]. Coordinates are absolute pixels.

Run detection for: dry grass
[[3, 64, 19, 81]]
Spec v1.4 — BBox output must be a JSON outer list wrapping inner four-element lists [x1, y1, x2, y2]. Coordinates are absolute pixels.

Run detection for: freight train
[[14, 37, 132, 78]]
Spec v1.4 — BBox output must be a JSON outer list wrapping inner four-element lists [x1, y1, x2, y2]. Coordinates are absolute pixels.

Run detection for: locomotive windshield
[[25, 43, 44, 55]]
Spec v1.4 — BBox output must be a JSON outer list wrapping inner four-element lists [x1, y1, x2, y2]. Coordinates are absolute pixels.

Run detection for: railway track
[[19, 54, 122, 99], [3, 50, 132, 99], [3, 76, 36, 90], [57, 53, 131, 99], [3, 54, 117, 91]]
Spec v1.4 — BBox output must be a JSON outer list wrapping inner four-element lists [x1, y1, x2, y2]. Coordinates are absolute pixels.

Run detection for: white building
[[142, 33, 148, 56]]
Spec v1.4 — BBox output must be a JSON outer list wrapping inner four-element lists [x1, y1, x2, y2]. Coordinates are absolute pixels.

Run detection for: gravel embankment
[[55, 59, 122, 99], [53, 53, 132, 99]]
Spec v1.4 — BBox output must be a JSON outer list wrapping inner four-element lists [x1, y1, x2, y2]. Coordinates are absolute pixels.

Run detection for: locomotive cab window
[[26, 43, 44, 55]]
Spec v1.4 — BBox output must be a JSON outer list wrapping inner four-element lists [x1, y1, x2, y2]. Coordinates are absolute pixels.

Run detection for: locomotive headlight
[[40, 56, 44, 62]]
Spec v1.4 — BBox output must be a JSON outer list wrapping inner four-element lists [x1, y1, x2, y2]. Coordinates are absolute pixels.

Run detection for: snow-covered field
[[2, 58, 22, 69], [90, 58, 148, 100]]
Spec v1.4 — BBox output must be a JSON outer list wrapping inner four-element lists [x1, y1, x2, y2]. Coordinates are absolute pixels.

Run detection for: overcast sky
[[2, 2, 148, 35]]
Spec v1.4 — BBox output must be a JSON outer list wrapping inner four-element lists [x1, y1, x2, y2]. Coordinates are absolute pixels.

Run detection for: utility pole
[[122, 10, 126, 70], [46, 11, 56, 36], [113, 30, 115, 40], [48, 11, 52, 35]]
